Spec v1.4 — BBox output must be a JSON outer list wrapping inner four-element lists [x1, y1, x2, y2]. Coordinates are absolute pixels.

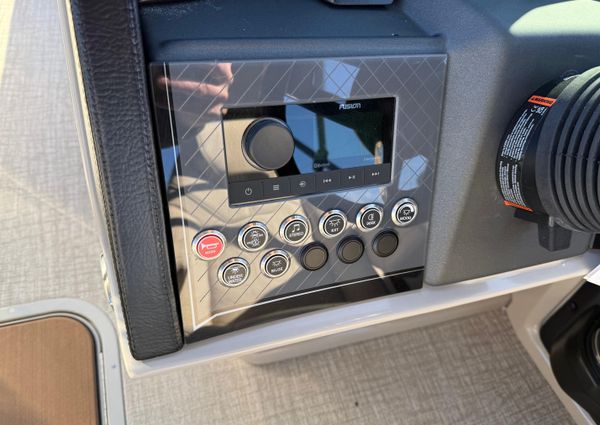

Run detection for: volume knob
[[243, 118, 295, 171]]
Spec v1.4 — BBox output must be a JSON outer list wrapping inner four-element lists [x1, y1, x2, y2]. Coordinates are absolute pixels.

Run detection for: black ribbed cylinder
[[496, 66, 600, 233]]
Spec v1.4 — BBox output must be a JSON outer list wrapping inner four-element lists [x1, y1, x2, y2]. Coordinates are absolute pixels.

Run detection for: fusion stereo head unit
[[150, 56, 446, 341], [223, 97, 395, 206]]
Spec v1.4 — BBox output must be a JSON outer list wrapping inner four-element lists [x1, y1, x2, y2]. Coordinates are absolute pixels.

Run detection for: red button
[[194, 233, 225, 260]]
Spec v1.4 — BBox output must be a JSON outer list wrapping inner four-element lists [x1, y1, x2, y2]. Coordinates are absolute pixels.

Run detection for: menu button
[[263, 177, 290, 199]]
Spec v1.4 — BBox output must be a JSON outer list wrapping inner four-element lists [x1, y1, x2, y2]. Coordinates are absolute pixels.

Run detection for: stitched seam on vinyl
[[70, 1, 137, 353], [125, 0, 182, 346]]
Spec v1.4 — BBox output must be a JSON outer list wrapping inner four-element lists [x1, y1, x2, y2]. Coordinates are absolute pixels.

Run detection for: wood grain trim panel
[[0, 316, 99, 425]]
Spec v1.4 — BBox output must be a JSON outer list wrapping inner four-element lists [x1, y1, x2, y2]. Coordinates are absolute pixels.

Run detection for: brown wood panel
[[0, 316, 99, 425]]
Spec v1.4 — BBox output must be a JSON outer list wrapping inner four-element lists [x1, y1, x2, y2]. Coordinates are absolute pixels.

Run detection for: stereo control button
[[340, 168, 365, 188], [337, 236, 364, 264], [218, 258, 250, 287], [261, 249, 291, 278], [318, 209, 347, 238], [263, 177, 291, 199], [229, 181, 263, 205], [192, 230, 226, 261], [238, 222, 269, 252], [290, 174, 316, 195], [356, 204, 384, 232], [280, 215, 310, 244], [301, 243, 328, 271], [392, 198, 418, 227], [364, 164, 392, 186], [315, 171, 341, 192]]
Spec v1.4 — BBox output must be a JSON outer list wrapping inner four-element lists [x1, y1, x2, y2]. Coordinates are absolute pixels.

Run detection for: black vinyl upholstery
[[69, 0, 183, 359]]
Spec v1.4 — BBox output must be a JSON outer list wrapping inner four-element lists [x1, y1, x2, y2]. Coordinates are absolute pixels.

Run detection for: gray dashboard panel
[[151, 56, 446, 337], [401, 0, 600, 284], [140, 0, 600, 290]]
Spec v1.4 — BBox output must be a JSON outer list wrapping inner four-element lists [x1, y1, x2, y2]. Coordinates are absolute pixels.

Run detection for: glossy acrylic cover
[[150, 56, 447, 340]]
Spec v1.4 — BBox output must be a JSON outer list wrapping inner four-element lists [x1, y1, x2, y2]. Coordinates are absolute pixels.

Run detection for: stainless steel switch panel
[[150, 55, 447, 339]]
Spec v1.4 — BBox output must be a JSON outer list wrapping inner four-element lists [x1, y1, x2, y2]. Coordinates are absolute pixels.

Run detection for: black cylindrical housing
[[496, 67, 600, 233]]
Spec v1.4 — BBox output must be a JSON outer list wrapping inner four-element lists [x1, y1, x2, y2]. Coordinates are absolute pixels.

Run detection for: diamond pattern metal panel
[[151, 55, 447, 337]]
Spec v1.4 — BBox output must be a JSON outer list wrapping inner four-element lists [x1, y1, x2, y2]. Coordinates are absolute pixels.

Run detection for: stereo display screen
[[286, 102, 388, 173], [222, 97, 395, 205]]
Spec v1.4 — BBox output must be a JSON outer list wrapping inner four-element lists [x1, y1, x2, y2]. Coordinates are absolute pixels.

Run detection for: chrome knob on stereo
[[243, 117, 295, 171]]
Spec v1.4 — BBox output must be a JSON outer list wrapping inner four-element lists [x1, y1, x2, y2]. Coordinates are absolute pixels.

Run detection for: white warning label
[[497, 96, 554, 211]]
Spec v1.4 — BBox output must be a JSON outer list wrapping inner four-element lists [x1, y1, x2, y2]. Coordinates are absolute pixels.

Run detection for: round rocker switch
[[261, 249, 291, 278], [243, 118, 295, 171], [280, 215, 310, 245], [238, 221, 269, 252], [372, 231, 399, 257], [337, 236, 364, 264], [356, 203, 384, 232], [318, 209, 347, 238], [301, 243, 329, 271], [192, 230, 226, 261], [392, 198, 418, 227], [218, 258, 250, 288]]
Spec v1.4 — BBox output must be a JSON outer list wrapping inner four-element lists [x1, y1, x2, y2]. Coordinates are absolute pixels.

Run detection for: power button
[[192, 230, 226, 261], [228, 181, 263, 204]]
